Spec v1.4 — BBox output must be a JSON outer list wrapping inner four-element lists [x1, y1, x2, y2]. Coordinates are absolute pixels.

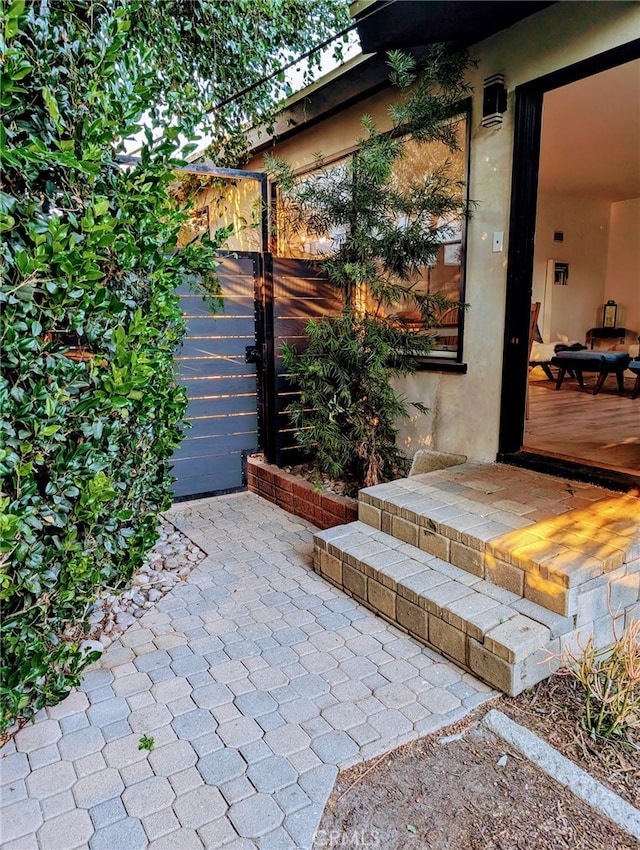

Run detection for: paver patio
[[1, 492, 496, 850]]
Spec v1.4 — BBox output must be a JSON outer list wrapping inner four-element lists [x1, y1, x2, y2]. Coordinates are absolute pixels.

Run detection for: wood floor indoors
[[524, 368, 640, 476]]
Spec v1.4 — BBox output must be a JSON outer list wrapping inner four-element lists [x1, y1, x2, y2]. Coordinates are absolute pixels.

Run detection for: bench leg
[[575, 369, 585, 389], [632, 374, 640, 400], [593, 371, 607, 395], [541, 363, 555, 381], [555, 368, 566, 390], [615, 369, 625, 393]]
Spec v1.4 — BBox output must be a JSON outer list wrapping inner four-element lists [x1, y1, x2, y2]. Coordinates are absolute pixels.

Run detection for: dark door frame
[[497, 39, 640, 490]]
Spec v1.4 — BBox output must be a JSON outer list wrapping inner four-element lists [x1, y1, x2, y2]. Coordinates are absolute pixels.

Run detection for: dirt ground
[[316, 677, 639, 850]]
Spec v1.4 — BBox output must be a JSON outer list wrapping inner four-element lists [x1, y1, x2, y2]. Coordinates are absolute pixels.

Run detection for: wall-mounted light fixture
[[482, 74, 507, 127]]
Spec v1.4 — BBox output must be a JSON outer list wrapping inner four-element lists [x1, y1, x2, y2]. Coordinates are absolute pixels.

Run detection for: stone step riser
[[314, 523, 640, 696], [359, 500, 635, 617]]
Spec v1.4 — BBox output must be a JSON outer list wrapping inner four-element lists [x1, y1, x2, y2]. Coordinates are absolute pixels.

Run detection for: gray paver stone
[[57, 726, 105, 761], [36, 809, 94, 850], [14, 719, 62, 753], [170, 708, 217, 741], [4, 834, 39, 850], [128, 703, 173, 733], [196, 816, 239, 849], [274, 783, 312, 816], [258, 826, 298, 849], [79, 669, 114, 693], [59, 713, 90, 734], [122, 776, 175, 818], [197, 748, 247, 785], [102, 718, 134, 743], [234, 690, 278, 718], [217, 716, 263, 747], [88, 797, 128, 829], [247, 755, 297, 794], [418, 686, 463, 714], [87, 696, 130, 728], [140, 807, 180, 841], [228, 793, 284, 838], [148, 740, 198, 776], [220, 775, 255, 805], [25, 760, 76, 799], [321, 703, 366, 731], [2, 798, 43, 843], [89, 816, 147, 850], [310, 730, 359, 765], [279, 698, 320, 725], [173, 785, 226, 828], [297, 764, 339, 804], [73, 767, 125, 808], [41, 789, 76, 820], [283, 802, 324, 849], [0, 752, 30, 784], [264, 724, 310, 757]]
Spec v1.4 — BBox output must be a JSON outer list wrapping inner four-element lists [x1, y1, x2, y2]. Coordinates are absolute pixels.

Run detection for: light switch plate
[[492, 231, 504, 252]]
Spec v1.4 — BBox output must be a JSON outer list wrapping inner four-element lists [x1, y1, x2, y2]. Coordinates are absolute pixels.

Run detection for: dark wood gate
[[171, 254, 261, 499], [267, 257, 342, 468]]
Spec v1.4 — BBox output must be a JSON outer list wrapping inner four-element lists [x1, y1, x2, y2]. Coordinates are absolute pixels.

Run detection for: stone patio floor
[[2, 493, 496, 850]]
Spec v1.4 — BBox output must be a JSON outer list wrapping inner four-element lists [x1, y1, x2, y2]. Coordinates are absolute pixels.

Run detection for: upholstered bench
[[550, 350, 631, 395], [629, 358, 640, 399]]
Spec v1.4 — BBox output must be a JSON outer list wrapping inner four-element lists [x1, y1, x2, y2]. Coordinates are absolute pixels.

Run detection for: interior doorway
[[498, 43, 640, 488], [523, 59, 640, 476]]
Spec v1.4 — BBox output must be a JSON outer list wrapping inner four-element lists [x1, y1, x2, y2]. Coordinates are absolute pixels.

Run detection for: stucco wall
[[249, 1, 640, 464]]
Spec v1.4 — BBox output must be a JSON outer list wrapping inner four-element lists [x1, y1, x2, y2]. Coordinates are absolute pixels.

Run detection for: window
[[273, 112, 469, 361]]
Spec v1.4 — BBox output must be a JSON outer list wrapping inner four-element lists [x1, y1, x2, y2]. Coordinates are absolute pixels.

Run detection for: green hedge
[[0, 0, 219, 731], [0, 0, 349, 733]]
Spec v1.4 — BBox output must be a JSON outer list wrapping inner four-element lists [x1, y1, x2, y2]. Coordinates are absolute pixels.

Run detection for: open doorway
[[516, 58, 640, 478]]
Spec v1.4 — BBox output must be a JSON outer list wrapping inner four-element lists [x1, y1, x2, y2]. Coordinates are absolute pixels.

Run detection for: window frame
[[271, 98, 472, 370]]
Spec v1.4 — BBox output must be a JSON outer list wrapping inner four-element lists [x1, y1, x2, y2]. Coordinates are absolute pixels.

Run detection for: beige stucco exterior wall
[[249, 1, 640, 463]]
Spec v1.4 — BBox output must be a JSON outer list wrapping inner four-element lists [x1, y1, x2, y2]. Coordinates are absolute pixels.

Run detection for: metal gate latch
[[245, 346, 262, 364]]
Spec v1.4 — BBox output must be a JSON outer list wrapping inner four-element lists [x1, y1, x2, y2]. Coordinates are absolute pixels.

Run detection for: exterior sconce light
[[482, 74, 507, 127]]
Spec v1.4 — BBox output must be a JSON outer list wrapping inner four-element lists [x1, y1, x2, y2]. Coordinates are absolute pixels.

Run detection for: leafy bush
[[562, 619, 640, 740], [270, 48, 472, 489], [0, 0, 348, 732], [282, 315, 419, 490]]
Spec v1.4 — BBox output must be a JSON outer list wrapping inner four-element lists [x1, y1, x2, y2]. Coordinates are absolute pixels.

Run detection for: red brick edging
[[247, 456, 358, 530]]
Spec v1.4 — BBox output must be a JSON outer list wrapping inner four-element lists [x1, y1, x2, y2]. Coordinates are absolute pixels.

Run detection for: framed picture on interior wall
[[553, 262, 569, 285], [603, 300, 617, 328]]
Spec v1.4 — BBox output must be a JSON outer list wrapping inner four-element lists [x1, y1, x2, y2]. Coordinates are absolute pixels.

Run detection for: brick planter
[[247, 455, 358, 530]]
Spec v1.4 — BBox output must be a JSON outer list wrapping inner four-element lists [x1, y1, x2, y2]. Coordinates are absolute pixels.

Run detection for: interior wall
[[604, 198, 640, 338], [532, 193, 611, 343]]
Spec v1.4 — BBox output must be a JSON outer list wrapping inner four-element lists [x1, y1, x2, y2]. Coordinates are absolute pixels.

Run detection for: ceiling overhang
[[355, 1, 556, 53], [249, 0, 555, 156]]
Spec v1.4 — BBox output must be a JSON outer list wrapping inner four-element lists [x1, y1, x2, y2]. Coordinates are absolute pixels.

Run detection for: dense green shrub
[[0, 0, 348, 732]]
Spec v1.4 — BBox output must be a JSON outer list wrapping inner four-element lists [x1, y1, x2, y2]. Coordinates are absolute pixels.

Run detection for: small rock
[[438, 732, 465, 745], [497, 754, 508, 767], [187, 553, 199, 562], [133, 609, 145, 618], [116, 612, 136, 629], [79, 640, 104, 658], [147, 589, 162, 603]]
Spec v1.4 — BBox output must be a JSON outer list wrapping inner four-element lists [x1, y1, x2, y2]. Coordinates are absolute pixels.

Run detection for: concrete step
[[357, 464, 639, 618], [312, 464, 640, 696]]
